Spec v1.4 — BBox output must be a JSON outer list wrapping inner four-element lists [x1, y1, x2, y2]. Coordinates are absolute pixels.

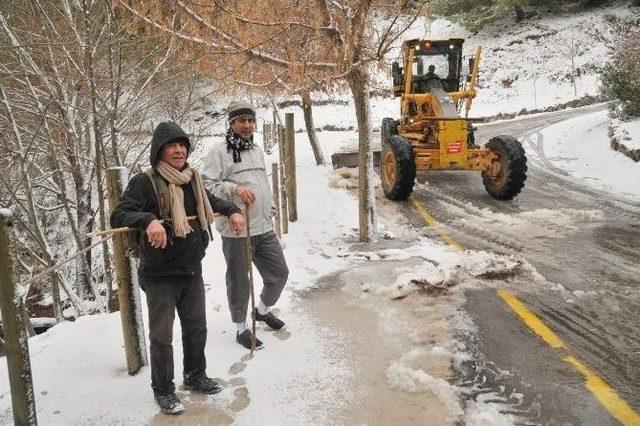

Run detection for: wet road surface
[[399, 104, 640, 424]]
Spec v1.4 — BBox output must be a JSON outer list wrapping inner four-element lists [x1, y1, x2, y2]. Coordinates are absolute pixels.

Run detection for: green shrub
[[601, 22, 640, 118]]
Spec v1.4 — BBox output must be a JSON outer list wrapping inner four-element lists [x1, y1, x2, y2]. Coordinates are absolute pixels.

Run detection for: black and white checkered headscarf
[[225, 128, 254, 163]]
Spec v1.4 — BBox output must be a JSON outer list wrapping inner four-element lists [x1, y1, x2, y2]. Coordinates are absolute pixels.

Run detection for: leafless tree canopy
[[0, 0, 219, 317], [0, 0, 426, 318]]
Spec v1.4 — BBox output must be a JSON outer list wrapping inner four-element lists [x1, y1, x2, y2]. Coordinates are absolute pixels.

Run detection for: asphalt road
[[400, 104, 640, 425]]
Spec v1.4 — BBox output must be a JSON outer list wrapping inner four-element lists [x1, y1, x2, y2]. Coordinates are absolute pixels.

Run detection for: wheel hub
[[383, 151, 396, 186], [489, 153, 505, 185]]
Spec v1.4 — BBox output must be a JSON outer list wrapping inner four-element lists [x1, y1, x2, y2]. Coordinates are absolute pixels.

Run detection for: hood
[[150, 121, 191, 167]]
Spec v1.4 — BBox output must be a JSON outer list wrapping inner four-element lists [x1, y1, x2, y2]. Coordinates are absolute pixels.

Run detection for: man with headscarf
[[202, 101, 289, 350], [110, 121, 245, 415]]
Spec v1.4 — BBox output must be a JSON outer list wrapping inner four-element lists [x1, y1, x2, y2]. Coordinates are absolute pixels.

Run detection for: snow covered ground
[[614, 119, 640, 151], [3, 101, 637, 424], [518, 107, 640, 202]]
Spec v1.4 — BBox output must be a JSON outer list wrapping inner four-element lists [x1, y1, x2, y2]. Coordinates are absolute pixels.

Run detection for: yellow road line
[[564, 356, 640, 426], [410, 199, 464, 252], [497, 289, 565, 349], [411, 197, 640, 426]]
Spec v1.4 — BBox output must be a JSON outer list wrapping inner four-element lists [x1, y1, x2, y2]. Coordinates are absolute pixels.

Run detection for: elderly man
[[202, 101, 289, 350], [110, 121, 244, 415]]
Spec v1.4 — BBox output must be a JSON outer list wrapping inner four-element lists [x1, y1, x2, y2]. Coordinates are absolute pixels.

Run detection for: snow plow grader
[[381, 38, 527, 200]]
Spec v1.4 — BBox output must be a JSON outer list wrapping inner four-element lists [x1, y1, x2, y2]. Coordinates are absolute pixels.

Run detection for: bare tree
[[0, 0, 216, 317], [300, 90, 326, 165], [117, 0, 424, 242], [557, 31, 584, 98]]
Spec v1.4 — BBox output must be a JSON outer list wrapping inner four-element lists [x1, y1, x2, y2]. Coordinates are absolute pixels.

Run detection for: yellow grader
[[381, 38, 527, 200]]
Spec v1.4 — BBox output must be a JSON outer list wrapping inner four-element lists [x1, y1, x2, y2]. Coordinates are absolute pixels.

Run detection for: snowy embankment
[[609, 117, 640, 161], [522, 108, 640, 202]]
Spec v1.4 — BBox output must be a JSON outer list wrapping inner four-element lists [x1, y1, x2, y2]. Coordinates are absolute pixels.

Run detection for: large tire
[[381, 117, 398, 146], [381, 134, 416, 200], [482, 135, 527, 200]]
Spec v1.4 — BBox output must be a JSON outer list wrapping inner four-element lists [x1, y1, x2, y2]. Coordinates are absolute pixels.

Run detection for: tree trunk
[[83, 1, 115, 310], [300, 91, 325, 165], [50, 270, 63, 322], [107, 2, 123, 166], [347, 69, 376, 242]]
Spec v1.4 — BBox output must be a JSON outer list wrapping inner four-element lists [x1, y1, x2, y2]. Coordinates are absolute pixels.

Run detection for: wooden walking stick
[[245, 203, 257, 356]]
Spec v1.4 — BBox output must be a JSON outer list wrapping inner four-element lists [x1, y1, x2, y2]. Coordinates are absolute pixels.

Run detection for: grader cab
[[381, 38, 527, 200]]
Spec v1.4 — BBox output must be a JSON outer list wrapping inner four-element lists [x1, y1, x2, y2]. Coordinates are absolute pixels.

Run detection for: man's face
[[159, 140, 188, 170], [231, 116, 255, 139]]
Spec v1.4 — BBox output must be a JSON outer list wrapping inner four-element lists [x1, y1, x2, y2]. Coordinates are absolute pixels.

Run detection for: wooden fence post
[[0, 208, 37, 426], [285, 113, 297, 222], [277, 124, 289, 234], [272, 111, 278, 149], [271, 163, 282, 238], [106, 168, 148, 375], [262, 122, 268, 152]]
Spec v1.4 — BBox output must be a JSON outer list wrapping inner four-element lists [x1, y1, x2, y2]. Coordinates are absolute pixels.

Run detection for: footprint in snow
[[274, 329, 291, 341], [229, 387, 250, 412], [228, 361, 246, 375]]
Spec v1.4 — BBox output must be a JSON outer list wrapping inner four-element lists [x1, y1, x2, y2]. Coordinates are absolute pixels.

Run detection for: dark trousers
[[222, 231, 289, 323], [141, 274, 207, 395]]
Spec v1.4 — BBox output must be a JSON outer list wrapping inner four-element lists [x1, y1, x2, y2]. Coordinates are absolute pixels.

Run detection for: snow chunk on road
[[519, 208, 604, 224], [460, 250, 536, 280], [378, 250, 543, 299], [386, 349, 463, 418], [464, 400, 518, 426]]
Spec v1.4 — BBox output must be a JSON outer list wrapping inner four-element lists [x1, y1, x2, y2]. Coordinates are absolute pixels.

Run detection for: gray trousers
[[222, 231, 288, 323]]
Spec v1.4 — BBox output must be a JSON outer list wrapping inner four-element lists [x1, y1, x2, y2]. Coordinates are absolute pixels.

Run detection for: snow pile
[[376, 250, 542, 300], [464, 399, 518, 426], [611, 118, 640, 151], [610, 116, 640, 161], [386, 349, 463, 417], [327, 167, 360, 189], [519, 208, 604, 223], [459, 250, 532, 280]]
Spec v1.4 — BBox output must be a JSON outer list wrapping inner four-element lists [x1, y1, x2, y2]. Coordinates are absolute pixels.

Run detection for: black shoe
[[154, 392, 184, 415], [253, 308, 285, 330], [236, 329, 264, 350], [183, 374, 223, 395]]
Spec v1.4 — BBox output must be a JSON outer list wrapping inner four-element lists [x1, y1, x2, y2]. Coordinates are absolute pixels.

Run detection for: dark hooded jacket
[[110, 121, 241, 281]]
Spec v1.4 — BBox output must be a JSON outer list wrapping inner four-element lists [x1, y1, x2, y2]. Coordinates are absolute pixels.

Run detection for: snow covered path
[[1, 125, 493, 425]]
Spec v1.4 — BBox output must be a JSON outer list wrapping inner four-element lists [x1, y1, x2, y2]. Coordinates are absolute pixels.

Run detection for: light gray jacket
[[202, 140, 275, 238]]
